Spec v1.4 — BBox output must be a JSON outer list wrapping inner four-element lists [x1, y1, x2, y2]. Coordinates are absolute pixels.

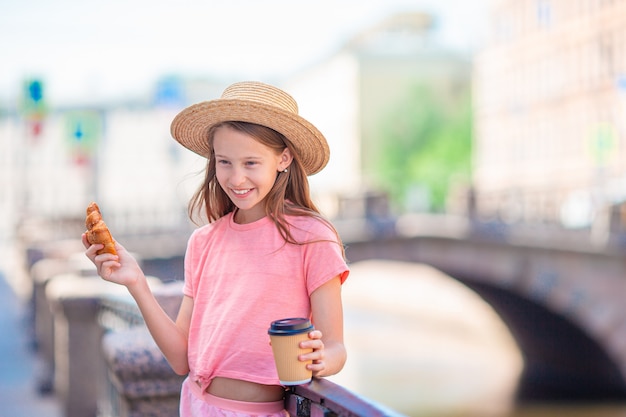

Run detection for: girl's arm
[[127, 277, 193, 375], [302, 276, 347, 377], [83, 234, 191, 375]]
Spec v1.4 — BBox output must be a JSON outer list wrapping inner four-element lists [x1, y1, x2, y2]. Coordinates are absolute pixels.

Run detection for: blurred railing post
[[100, 327, 185, 417], [31, 253, 99, 393], [46, 275, 126, 417], [98, 282, 185, 417]]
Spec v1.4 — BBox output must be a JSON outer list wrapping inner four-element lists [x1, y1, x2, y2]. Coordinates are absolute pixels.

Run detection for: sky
[[0, 0, 490, 106]]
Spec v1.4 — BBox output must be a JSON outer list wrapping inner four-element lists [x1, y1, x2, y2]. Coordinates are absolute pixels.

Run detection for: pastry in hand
[[85, 202, 117, 256]]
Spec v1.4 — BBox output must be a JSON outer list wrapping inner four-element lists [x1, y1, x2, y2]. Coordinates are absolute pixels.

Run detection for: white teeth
[[232, 189, 251, 195]]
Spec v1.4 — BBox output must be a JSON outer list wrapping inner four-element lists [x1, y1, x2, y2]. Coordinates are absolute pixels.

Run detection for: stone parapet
[[45, 274, 163, 417], [286, 378, 405, 417], [46, 275, 128, 417], [98, 281, 184, 417], [31, 253, 98, 393], [100, 328, 184, 417]]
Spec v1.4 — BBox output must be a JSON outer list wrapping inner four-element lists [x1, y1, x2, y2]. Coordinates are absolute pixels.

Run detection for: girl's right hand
[[82, 232, 144, 288]]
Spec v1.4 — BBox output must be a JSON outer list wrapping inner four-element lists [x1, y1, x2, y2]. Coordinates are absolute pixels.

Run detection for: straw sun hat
[[170, 81, 330, 175]]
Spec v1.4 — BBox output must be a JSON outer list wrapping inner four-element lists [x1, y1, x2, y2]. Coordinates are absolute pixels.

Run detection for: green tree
[[374, 82, 472, 212]]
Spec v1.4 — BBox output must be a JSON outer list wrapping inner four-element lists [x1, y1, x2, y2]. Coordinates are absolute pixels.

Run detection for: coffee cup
[[268, 318, 314, 385]]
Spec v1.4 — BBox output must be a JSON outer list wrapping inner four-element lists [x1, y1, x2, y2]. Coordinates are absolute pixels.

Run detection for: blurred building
[[473, 0, 626, 232], [0, 10, 473, 240], [287, 11, 472, 218]]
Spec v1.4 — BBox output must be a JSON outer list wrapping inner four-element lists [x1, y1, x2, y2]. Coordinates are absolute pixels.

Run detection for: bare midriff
[[204, 377, 285, 402]]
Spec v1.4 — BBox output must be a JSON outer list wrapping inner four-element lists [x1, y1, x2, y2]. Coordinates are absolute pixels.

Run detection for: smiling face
[[213, 125, 292, 224]]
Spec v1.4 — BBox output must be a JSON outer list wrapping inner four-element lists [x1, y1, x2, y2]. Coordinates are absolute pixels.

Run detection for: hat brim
[[170, 99, 330, 175]]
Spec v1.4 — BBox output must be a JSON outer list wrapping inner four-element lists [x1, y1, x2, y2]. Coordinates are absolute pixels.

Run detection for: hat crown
[[222, 81, 299, 115]]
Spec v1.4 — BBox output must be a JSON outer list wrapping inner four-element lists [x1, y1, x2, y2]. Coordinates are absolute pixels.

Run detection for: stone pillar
[[47, 275, 128, 417], [31, 254, 97, 393]]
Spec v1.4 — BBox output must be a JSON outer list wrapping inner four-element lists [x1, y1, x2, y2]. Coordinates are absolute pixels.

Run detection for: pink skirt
[[179, 377, 289, 417]]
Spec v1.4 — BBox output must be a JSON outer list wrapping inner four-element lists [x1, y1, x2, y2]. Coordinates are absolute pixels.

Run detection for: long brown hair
[[188, 121, 344, 254]]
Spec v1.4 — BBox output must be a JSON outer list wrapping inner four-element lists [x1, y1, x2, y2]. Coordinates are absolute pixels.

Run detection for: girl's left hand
[[299, 330, 325, 376]]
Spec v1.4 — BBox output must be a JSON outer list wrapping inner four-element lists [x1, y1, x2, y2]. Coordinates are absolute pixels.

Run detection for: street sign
[[589, 122, 617, 167], [65, 110, 102, 165], [21, 78, 47, 139], [21, 78, 47, 117]]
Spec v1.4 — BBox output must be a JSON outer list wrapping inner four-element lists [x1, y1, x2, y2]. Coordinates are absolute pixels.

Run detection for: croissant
[[85, 202, 117, 255]]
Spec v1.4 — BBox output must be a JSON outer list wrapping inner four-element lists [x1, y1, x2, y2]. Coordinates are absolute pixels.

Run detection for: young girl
[[83, 81, 349, 416]]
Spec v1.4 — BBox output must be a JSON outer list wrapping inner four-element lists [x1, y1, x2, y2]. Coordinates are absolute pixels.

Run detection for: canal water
[[331, 260, 626, 417]]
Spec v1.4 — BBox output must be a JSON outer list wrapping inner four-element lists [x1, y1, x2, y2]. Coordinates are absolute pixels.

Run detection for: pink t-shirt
[[183, 212, 349, 390]]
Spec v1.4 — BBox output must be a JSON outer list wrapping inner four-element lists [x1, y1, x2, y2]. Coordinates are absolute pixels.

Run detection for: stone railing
[[45, 273, 130, 417], [97, 285, 185, 417], [40, 273, 184, 417], [25, 236, 182, 417], [285, 378, 405, 417]]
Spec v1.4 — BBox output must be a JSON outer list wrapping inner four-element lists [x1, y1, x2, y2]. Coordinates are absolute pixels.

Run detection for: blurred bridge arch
[[339, 214, 626, 401]]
